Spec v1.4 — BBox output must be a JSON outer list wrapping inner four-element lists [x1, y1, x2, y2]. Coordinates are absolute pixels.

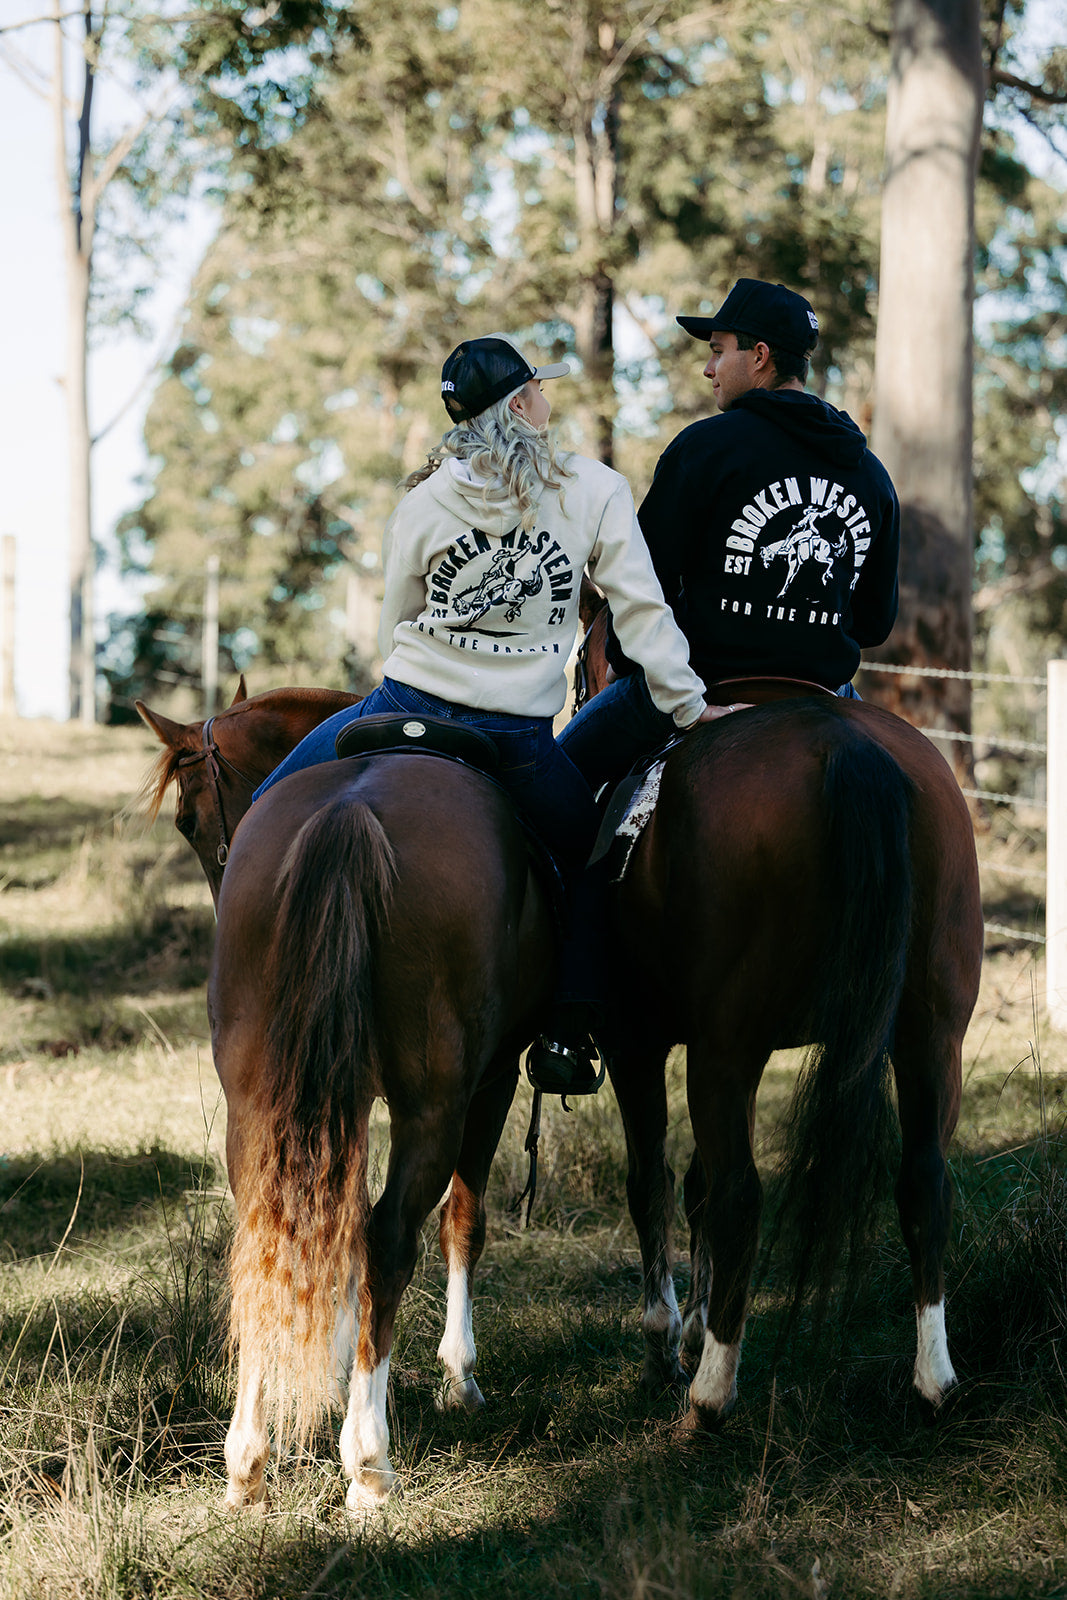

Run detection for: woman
[[254, 331, 715, 1086]]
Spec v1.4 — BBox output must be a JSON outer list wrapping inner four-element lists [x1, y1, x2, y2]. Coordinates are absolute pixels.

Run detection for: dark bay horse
[[139, 684, 554, 1508], [576, 589, 983, 1427]]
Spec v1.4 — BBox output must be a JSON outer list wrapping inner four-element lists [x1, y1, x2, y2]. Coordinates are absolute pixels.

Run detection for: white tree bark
[[870, 0, 984, 774], [54, 0, 97, 724]]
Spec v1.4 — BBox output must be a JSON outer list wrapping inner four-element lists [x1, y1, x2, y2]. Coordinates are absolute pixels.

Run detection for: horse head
[[137, 678, 362, 906]]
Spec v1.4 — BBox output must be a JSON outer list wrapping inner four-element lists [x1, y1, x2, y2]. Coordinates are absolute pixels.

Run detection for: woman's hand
[[693, 701, 752, 725]]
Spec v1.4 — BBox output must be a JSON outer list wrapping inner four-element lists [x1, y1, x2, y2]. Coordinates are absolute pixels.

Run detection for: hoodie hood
[[733, 390, 868, 469], [424, 457, 529, 537]]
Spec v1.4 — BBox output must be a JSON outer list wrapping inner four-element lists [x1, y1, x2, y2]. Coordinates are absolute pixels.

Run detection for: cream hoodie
[[378, 453, 706, 728]]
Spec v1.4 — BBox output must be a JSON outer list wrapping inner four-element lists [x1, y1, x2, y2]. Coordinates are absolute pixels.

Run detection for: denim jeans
[[252, 677, 598, 882], [557, 672, 677, 796]]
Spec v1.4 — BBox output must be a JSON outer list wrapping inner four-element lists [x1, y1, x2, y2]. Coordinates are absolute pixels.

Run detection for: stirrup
[[526, 1036, 606, 1101]]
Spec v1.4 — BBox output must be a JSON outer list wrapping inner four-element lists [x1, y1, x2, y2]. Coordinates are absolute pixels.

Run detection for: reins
[[176, 715, 258, 868]]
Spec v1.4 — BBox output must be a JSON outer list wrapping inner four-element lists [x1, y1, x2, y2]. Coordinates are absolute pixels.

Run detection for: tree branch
[[990, 68, 1067, 105]]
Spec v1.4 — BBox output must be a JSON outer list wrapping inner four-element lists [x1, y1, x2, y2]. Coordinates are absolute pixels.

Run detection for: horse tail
[[227, 798, 397, 1447], [771, 722, 913, 1332]]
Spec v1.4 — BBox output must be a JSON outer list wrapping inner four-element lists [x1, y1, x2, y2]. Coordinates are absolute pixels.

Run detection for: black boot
[[526, 1004, 605, 1098]]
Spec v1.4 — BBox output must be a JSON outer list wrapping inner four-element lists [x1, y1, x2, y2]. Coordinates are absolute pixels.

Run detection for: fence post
[[1049, 661, 1067, 1032]]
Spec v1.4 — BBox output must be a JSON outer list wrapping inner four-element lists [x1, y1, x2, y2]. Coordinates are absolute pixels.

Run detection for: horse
[[574, 587, 983, 1428], [139, 682, 555, 1508]]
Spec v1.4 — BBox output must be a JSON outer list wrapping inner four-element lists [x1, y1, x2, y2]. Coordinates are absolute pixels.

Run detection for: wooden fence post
[[1048, 660, 1067, 1032]]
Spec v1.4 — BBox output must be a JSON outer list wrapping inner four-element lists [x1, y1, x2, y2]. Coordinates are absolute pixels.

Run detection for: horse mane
[[139, 745, 186, 824]]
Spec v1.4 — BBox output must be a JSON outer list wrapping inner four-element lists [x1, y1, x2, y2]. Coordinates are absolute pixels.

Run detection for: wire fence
[[857, 658, 1049, 951]]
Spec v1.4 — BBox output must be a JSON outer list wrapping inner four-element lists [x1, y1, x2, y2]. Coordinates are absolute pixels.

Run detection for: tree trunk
[[55, 0, 97, 724], [869, 0, 983, 786], [570, 18, 619, 467]]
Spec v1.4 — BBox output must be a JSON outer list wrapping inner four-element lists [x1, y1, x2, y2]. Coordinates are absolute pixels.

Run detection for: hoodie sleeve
[[587, 477, 707, 728], [849, 473, 900, 647], [376, 500, 429, 659], [634, 432, 698, 607]]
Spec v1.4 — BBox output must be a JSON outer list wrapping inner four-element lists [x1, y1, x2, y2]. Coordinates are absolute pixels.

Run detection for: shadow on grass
[[0, 797, 131, 861], [0, 1146, 217, 1261], [0, 903, 214, 1000]]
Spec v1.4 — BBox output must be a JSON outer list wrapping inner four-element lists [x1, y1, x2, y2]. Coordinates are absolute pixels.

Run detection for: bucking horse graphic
[[451, 543, 548, 628], [760, 506, 851, 599]]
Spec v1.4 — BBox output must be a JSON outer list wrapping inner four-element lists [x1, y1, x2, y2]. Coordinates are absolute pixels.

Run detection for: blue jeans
[[558, 673, 677, 795], [253, 677, 598, 882]]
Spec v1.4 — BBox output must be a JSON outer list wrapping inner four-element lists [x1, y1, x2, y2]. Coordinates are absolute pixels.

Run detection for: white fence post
[[1048, 661, 1067, 1032]]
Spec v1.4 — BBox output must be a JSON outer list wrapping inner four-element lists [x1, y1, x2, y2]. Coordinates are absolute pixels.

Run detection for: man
[[560, 278, 900, 792]]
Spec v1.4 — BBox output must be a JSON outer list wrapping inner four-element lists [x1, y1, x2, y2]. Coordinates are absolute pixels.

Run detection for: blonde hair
[[403, 389, 574, 533]]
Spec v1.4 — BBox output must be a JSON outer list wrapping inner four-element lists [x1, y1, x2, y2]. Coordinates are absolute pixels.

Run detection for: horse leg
[[223, 1346, 269, 1510], [437, 1061, 518, 1411], [683, 1057, 762, 1429], [340, 1102, 465, 1511], [608, 1043, 685, 1394], [680, 1150, 711, 1367], [218, 1078, 270, 1509], [892, 1001, 964, 1408]]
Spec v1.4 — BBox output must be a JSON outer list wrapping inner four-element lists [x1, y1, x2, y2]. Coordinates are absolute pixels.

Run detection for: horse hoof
[[224, 1481, 269, 1513], [676, 1395, 735, 1438], [436, 1376, 486, 1413], [346, 1465, 397, 1512], [914, 1375, 960, 1426], [640, 1360, 689, 1404]]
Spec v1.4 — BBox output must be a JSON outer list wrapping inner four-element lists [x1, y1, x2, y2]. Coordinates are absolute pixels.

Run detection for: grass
[[1, 716, 1066, 1597]]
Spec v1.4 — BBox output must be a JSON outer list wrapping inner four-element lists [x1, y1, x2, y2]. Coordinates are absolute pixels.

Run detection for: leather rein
[[175, 715, 258, 869]]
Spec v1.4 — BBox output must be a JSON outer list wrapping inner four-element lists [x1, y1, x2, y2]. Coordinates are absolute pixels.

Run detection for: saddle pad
[[612, 762, 664, 882]]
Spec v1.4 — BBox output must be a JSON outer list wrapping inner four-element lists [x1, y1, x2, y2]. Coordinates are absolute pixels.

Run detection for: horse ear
[[230, 675, 248, 705], [136, 701, 189, 751]]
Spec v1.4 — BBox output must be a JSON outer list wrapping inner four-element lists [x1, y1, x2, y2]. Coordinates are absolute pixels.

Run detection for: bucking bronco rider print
[[422, 526, 575, 647]]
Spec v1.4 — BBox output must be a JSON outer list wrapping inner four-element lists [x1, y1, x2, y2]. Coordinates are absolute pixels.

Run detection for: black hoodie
[[607, 388, 899, 690]]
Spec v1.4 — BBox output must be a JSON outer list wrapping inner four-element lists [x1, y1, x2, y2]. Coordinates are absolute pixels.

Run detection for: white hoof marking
[[437, 1262, 478, 1397], [340, 1357, 394, 1496], [690, 1332, 741, 1417], [914, 1301, 957, 1404]]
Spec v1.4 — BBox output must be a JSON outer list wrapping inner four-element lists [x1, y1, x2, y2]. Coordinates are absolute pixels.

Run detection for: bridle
[[175, 715, 259, 869]]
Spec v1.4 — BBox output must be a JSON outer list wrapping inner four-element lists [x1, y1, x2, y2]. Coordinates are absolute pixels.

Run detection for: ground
[[0, 716, 1064, 1599]]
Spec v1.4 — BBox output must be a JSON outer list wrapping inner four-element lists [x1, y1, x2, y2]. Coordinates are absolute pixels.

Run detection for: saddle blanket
[[611, 761, 664, 883]]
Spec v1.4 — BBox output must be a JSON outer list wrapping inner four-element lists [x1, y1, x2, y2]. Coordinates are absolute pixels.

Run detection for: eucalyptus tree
[[868, 0, 1064, 757], [0, 0, 362, 721]]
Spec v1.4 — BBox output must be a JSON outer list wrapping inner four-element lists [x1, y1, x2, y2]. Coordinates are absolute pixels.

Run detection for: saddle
[[335, 712, 501, 773], [334, 712, 567, 936]]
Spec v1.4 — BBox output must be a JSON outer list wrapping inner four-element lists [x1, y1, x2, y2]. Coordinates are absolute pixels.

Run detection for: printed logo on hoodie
[[721, 474, 872, 627], [422, 526, 576, 649]]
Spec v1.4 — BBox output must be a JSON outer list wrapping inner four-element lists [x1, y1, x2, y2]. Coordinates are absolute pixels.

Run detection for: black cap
[[677, 279, 819, 358], [441, 333, 570, 423]]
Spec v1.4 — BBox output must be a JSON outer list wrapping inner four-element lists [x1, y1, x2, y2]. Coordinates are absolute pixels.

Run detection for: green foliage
[[103, 0, 1067, 710]]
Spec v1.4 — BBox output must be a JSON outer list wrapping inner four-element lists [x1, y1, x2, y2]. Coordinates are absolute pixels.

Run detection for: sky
[[1, 2, 1063, 721], [1, 3, 217, 720]]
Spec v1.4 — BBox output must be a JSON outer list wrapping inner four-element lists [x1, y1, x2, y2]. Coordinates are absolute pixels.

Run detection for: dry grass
[[1, 716, 1065, 1598]]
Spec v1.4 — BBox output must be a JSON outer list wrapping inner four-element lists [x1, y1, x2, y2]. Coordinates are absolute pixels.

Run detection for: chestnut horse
[[576, 588, 983, 1427], [139, 683, 554, 1508]]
